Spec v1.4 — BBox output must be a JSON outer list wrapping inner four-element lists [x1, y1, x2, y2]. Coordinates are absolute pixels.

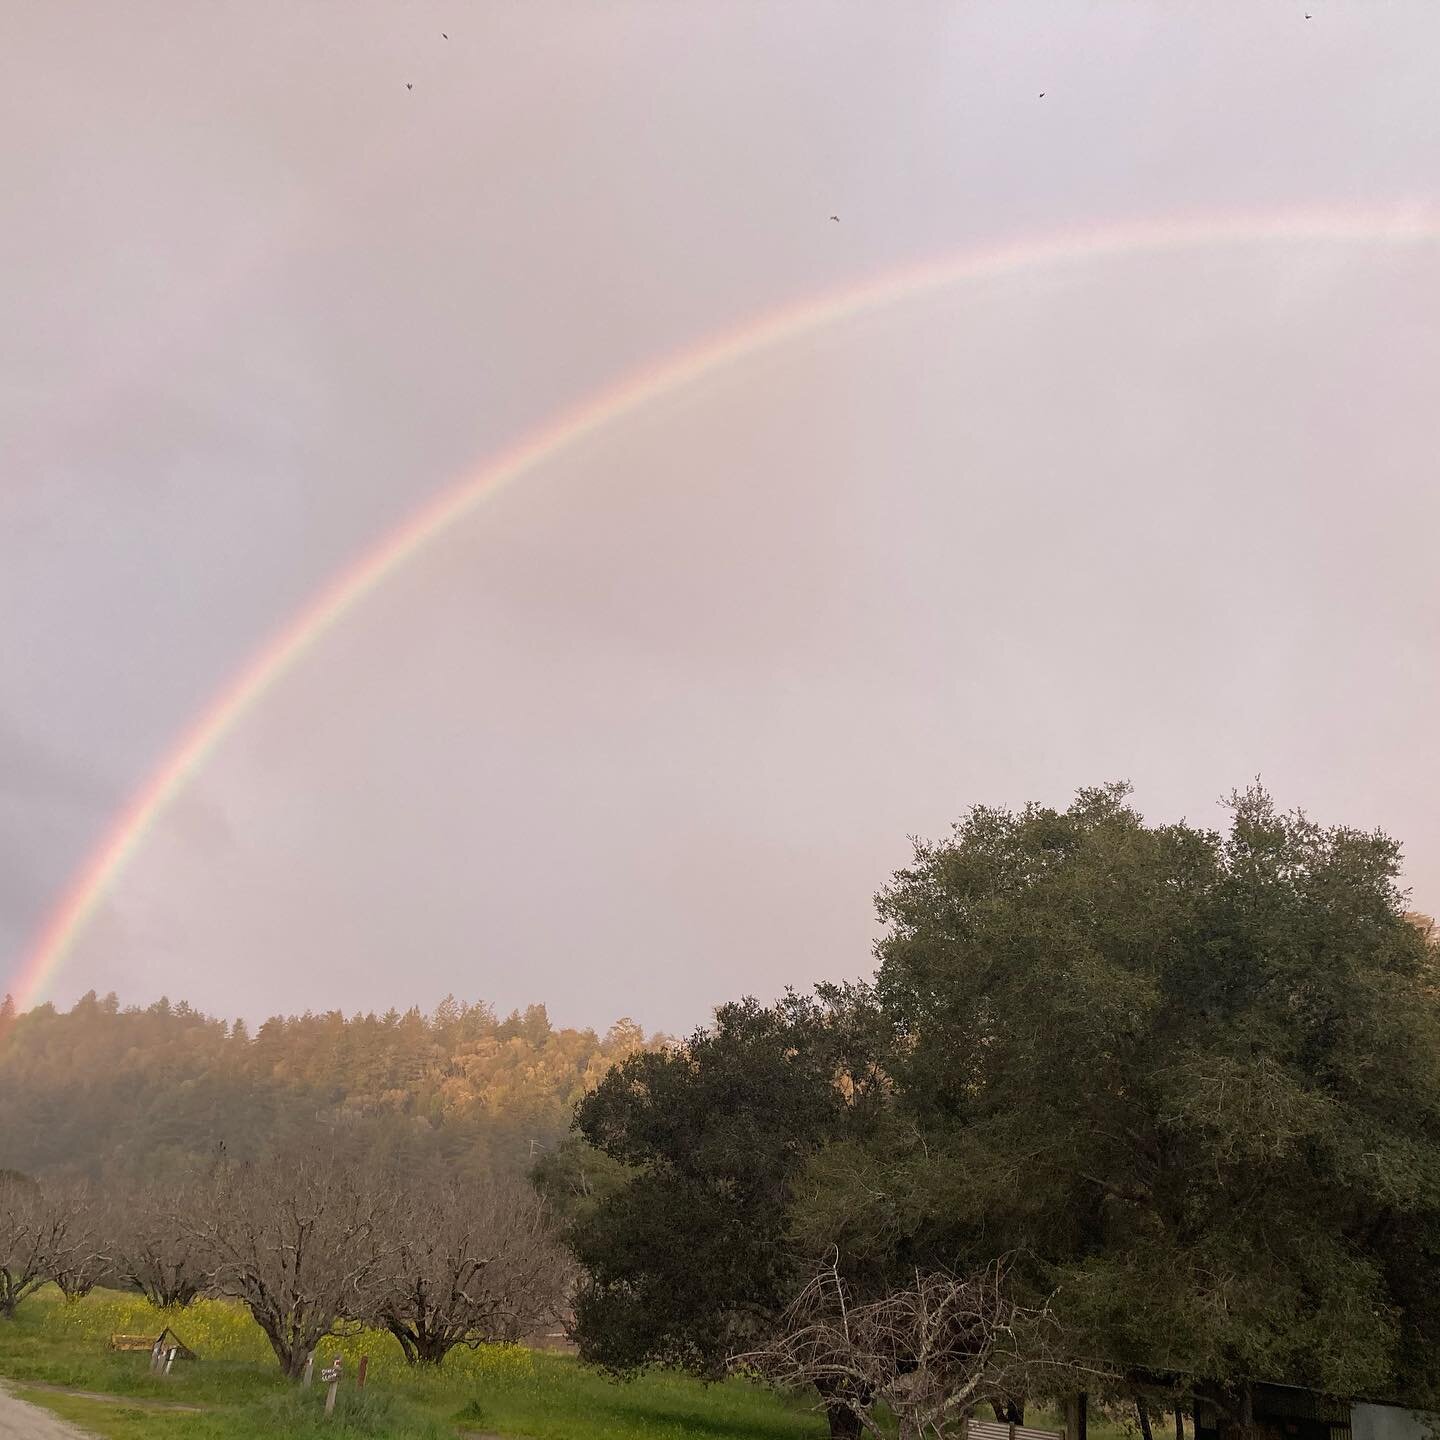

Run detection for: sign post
[[322, 1357, 343, 1418]]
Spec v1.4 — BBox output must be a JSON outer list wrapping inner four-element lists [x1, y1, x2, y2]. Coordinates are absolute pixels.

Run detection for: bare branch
[[356, 1170, 571, 1366], [109, 1175, 211, 1310], [181, 1152, 387, 1378], [736, 1259, 1073, 1440]]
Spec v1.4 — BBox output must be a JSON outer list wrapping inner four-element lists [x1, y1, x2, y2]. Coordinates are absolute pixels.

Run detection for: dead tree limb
[[736, 1259, 1068, 1440]]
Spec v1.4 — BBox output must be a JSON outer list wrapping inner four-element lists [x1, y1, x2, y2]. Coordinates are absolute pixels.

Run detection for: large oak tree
[[830, 784, 1440, 1417]]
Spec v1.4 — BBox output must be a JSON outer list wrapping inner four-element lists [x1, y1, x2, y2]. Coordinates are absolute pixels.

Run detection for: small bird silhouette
[[406, 82, 414, 90], [1039, 92, 1045, 98], [830, 215, 839, 222], [442, 32, 448, 38]]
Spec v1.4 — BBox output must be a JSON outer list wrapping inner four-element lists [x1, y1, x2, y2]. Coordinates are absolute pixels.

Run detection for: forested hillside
[[0, 991, 656, 1180]]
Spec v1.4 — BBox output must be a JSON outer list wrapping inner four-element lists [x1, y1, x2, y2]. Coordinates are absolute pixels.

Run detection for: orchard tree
[[0, 1171, 52, 1319], [111, 1177, 210, 1309], [45, 1179, 112, 1301], [188, 1152, 386, 1378], [0, 1173, 105, 1316], [362, 1172, 569, 1365]]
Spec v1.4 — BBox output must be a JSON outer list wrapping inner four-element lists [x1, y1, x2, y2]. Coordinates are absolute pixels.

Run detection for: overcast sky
[[4, 1, 1440, 1034]]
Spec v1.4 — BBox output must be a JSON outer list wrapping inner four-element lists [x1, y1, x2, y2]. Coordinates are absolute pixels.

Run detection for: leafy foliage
[[817, 783, 1440, 1407], [565, 993, 884, 1376]]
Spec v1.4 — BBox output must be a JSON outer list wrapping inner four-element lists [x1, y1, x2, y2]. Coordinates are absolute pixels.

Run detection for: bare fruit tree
[[737, 1260, 1062, 1440], [185, 1152, 387, 1378], [45, 1179, 113, 1302], [360, 1171, 571, 1366], [0, 1174, 78, 1319], [111, 1177, 210, 1309]]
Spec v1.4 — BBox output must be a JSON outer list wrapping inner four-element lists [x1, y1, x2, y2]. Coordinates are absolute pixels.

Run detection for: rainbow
[[8, 205, 1439, 1021]]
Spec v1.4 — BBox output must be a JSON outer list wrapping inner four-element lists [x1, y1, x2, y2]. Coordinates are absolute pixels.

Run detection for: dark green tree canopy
[[565, 991, 885, 1384], [850, 783, 1440, 1404]]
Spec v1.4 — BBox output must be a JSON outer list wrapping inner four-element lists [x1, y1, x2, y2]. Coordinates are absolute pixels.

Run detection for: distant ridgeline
[[0, 993, 657, 1180]]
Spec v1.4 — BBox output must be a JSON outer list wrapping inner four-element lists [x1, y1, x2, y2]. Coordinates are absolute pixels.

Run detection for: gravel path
[[0, 1385, 92, 1440]]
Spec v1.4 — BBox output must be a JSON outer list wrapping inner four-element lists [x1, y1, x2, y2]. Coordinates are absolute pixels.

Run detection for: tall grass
[[0, 1287, 828, 1439]]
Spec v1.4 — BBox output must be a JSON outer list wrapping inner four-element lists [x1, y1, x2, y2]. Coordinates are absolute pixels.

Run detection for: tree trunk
[[142, 1279, 199, 1310], [258, 1318, 311, 1380], [1176, 1408, 1185, 1440], [415, 1329, 453, 1366], [815, 1377, 864, 1440], [1137, 1398, 1154, 1440], [282, 1341, 315, 1381], [278, 1345, 311, 1381], [386, 1319, 420, 1366]]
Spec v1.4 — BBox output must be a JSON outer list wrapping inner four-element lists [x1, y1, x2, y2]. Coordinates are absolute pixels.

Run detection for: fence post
[[357, 1355, 368, 1390], [164, 1346, 177, 1376], [302, 1352, 315, 1388]]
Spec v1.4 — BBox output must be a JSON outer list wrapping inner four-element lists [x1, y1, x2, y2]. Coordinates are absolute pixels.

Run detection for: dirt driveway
[[0, 1385, 91, 1440]]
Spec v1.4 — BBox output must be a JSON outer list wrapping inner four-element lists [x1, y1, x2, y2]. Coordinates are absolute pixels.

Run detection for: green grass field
[[0, 1287, 829, 1439]]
